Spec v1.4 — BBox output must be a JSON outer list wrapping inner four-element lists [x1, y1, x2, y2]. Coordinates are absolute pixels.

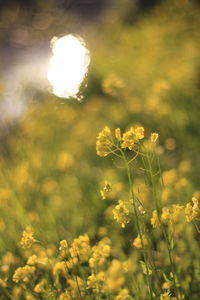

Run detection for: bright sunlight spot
[[47, 34, 90, 99]]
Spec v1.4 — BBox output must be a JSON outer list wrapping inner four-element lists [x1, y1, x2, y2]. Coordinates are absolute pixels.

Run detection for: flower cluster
[[96, 125, 146, 157], [100, 181, 112, 200], [69, 234, 91, 262], [185, 197, 199, 222], [132, 235, 148, 249], [89, 237, 111, 268], [113, 200, 130, 228], [121, 126, 144, 150], [13, 265, 36, 283], [19, 227, 36, 249], [96, 126, 112, 157]]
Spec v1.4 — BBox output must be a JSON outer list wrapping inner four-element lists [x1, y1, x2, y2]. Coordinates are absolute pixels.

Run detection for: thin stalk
[[146, 153, 180, 299], [119, 149, 154, 300]]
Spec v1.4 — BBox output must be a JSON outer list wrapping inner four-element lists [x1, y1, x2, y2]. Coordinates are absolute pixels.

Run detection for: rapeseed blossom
[[13, 265, 35, 283], [19, 227, 36, 249], [113, 200, 130, 228], [185, 197, 199, 222], [96, 126, 113, 157], [151, 210, 160, 228], [89, 237, 111, 268], [121, 126, 144, 150], [100, 181, 112, 200]]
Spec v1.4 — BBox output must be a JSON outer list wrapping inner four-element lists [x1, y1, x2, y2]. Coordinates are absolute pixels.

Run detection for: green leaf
[[140, 260, 152, 275]]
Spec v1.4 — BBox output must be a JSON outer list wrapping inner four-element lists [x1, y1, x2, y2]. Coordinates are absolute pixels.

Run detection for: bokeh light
[[47, 34, 90, 99]]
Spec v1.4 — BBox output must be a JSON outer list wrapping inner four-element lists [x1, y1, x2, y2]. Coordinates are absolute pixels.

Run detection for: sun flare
[[47, 34, 90, 99]]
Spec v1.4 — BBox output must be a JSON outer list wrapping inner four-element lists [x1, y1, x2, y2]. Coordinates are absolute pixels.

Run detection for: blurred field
[[0, 1, 200, 299]]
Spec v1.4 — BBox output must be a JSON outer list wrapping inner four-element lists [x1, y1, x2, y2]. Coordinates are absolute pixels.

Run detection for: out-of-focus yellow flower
[[151, 210, 160, 228], [69, 234, 91, 262], [115, 289, 130, 300], [59, 240, 69, 258], [13, 265, 36, 283], [102, 74, 124, 96], [27, 254, 37, 265], [58, 291, 71, 300], [115, 128, 122, 141], [53, 261, 67, 276], [113, 200, 130, 228], [100, 181, 112, 200], [19, 227, 36, 249], [121, 127, 144, 151], [171, 205, 183, 223], [105, 260, 125, 292], [89, 237, 111, 268], [165, 138, 176, 151], [185, 197, 199, 222], [162, 169, 178, 187], [68, 277, 85, 297], [57, 152, 74, 170], [34, 280, 45, 293], [138, 205, 146, 215], [161, 207, 170, 222], [133, 235, 148, 249], [178, 160, 190, 173], [98, 226, 108, 237], [96, 126, 112, 157], [87, 271, 105, 293], [162, 281, 172, 289], [161, 188, 171, 203], [12, 286, 23, 299]]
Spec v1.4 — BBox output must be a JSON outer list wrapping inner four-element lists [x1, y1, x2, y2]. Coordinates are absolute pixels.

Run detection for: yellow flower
[[171, 205, 183, 223], [59, 240, 69, 258], [68, 277, 85, 297], [115, 128, 122, 141], [58, 291, 71, 300], [115, 289, 130, 300], [13, 265, 35, 283], [121, 127, 144, 150], [34, 280, 45, 293], [27, 254, 38, 265], [96, 126, 112, 157], [19, 227, 36, 249], [87, 272, 105, 293], [185, 197, 199, 222], [105, 260, 125, 292], [113, 200, 130, 228], [132, 235, 148, 249], [53, 261, 67, 276], [57, 152, 74, 170], [162, 281, 172, 289], [102, 74, 124, 96], [151, 210, 160, 228], [69, 234, 91, 262], [161, 207, 170, 222], [100, 181, 112, 200], [89, 237, 111, 268]]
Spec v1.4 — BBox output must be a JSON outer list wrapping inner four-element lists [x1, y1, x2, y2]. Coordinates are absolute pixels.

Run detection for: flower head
[[96, 126, 112, 157], [121, 127, 144, 150], [19, 227, 36, 249], [113, 200, 130, 228]]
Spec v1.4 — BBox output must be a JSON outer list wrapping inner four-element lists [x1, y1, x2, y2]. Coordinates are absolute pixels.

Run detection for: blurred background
[[0, 0, 200, 252]]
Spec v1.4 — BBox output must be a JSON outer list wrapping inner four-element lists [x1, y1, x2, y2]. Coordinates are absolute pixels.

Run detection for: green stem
[[120, 149, 154, 300], [146, 153, 180, 300]]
